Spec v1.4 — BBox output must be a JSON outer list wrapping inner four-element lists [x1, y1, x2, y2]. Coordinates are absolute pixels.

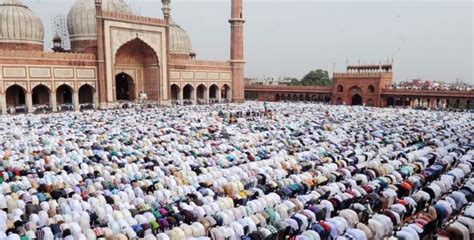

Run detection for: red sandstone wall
[[143, 66, 160, 100], [102, 11, 167, 26], [0, 43, 43, 52], [169, 59, 232, 71], [332, 72, 391, 106], [0, 50, 97, 66], [170, 53, 192, 60], [70, 40, 98, 54]]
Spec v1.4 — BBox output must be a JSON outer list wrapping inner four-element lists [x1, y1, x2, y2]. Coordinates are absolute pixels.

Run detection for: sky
[[26, 0, 473, 83]]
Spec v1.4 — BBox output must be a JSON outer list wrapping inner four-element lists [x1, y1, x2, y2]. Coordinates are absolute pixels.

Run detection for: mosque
[[0, 0, 245, 114]]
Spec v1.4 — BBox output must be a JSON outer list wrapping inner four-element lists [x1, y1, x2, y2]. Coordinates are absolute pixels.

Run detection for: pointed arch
[[5, 84, 26, 107], [221, 84, 231, 102], [170, 84, 180, 101], [79, 84, 95, 105], [209, 84, 219, 100], [324, 96, 331, 103], [368, 85, 375, 93], [196, 84, 207, 104], [114, 37, 160, 63], [387, 97, 395, 107], [183, 84, 194, 101], [115, 72, 135, 101], [348, 85, 363, 94], [351, 94, 362, 106], [115, 37, 160, 101], [56, 84, 73, 106], [32, 84, 50, 106]]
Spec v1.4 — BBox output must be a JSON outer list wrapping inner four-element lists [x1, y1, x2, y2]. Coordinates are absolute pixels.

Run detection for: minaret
[[229, 0, 245, 103], [95, 0, 107, 107], [162, 0, 171, 22], [162, 0, 171, 104]]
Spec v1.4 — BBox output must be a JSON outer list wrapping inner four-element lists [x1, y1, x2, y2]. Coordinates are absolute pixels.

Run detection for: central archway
[[115, 38, 160, 101], [115, 72, 135, 101], [351, 94, 363, 106]]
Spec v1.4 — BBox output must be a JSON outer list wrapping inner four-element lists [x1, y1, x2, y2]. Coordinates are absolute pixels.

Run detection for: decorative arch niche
[[114, 38, 160, 100]]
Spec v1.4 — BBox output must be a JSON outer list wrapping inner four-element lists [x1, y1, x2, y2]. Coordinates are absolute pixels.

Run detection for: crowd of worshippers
[[0, 102, 473, 240]]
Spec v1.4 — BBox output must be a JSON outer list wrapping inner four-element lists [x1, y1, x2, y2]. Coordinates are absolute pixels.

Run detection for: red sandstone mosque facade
[[0, 0, 245, 114], [0, 0, 471, 114]]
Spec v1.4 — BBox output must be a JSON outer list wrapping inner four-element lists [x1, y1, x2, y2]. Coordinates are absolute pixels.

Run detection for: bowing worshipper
[[0, 102, 472, 239]]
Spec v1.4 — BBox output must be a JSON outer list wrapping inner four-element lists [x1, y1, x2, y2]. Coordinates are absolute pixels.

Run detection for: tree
[[290, 69, 332, 86], [300, 69, 332, 86], [289, 78, 300, 86]]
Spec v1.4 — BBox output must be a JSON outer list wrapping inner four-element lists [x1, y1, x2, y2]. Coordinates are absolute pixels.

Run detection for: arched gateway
[[351, 94, 363, 106], [115, 73, 135, 101], [114, 38, 160, 101]]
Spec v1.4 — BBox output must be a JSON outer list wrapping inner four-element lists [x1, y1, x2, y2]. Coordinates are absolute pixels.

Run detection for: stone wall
[[169, 59, 232, 90], [0, 43, 43, 51]]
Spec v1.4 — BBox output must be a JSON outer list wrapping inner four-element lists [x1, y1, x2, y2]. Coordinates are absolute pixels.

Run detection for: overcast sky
[[26, 0, 473, 83]]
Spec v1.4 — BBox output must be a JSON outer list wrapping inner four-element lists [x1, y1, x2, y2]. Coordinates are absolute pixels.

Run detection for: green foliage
[[290, 69, 332, 86], [289, 78, 300, 85]]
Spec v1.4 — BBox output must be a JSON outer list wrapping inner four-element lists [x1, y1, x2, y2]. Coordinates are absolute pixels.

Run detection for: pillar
[[192, 88, 197, 105], [229, 0, 245, 103], [0, 94, 6, 115], [428, 98, 434, 109], [217, 87, 222, 103], [227, 88, 232, 102], [204, 88, 209, 104], [26, 93, 33, 113], [50, 92, 57, 112], [178, 89, 183, 105], [73, 91, 80, 111], [93, 91, 99, 109]]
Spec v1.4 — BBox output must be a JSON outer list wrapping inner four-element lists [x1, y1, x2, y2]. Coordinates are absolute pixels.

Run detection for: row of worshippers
[[0, 102, 472, 239]]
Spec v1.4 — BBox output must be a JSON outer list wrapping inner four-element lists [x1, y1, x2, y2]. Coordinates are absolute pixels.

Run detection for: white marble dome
[[0, 0, 44, 45], [169, 23, 192, 54], [67, 0, 131, 42]]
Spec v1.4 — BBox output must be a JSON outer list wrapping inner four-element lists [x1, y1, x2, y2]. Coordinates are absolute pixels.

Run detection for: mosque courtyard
[[0, 103, 472, 239]]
